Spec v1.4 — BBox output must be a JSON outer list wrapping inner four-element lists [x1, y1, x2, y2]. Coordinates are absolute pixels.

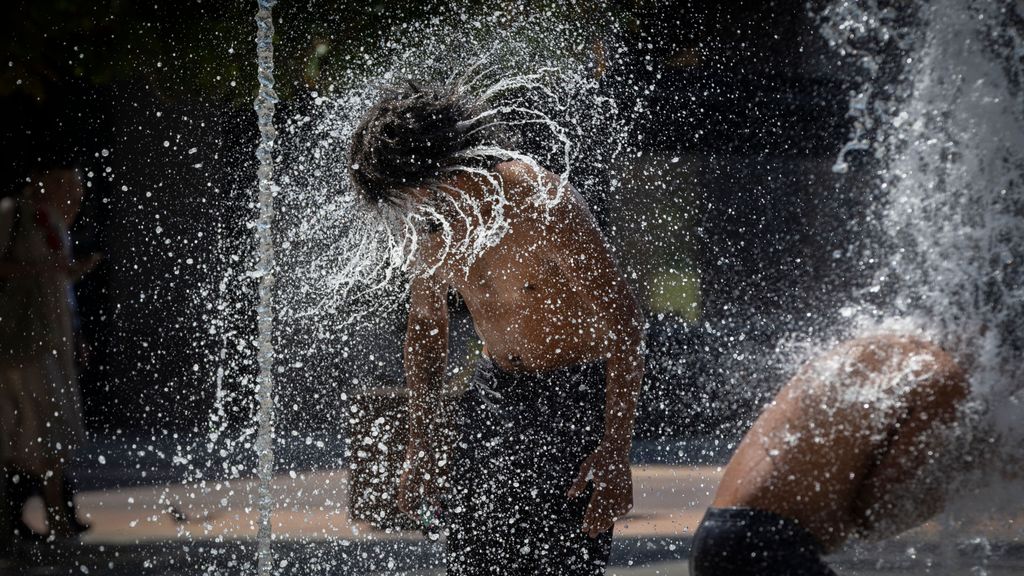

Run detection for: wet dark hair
[[348, 80, 486, 206]]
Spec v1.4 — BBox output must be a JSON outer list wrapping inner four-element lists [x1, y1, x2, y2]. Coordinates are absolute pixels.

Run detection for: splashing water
[[142, 3, 1020, 572], [279, 69, 585, 324], [253, 0, 279, 574], [271, 11, 640, 399], [183, 6, 647, 573], [818, 0, 1024, 524]]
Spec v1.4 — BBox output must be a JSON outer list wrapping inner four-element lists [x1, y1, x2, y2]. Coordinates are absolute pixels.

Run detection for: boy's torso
[[419, 162, 614, 372]]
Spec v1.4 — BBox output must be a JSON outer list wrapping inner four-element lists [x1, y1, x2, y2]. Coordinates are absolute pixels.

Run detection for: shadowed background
[[0, 0, 860, 470]]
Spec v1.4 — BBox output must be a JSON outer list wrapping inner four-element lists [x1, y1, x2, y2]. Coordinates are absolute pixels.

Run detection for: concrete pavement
[[5, 464, 1023, 574]]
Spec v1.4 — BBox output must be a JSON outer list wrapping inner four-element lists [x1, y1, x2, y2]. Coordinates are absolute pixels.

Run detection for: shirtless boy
[[691, 334, 984, 575], [348, 82, 645, 574]]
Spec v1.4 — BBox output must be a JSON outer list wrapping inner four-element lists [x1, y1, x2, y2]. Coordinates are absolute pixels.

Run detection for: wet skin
[[712, 334, 970, 552], [397, 160, 645, 539]]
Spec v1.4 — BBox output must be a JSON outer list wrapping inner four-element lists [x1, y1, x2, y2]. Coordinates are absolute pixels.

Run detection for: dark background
[[0, 0, 868, 447]]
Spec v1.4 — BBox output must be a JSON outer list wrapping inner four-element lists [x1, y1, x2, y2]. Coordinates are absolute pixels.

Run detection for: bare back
[[712, 335, 969, 551]]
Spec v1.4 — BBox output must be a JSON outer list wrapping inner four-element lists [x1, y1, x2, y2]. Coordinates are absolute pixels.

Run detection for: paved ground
[[56, 465, 718, 543], [3, 465, 1023, 574]]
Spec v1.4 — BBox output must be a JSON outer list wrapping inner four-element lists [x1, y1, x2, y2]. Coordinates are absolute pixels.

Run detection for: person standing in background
[[0, 160, 101, 548]]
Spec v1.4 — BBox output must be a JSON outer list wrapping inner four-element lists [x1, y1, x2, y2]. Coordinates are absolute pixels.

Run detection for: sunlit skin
[[712, 334, 970, 552], [396, 160, 645, 539]]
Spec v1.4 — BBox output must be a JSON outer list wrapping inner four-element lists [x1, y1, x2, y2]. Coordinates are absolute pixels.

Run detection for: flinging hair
[[349, 80, 486, 206]]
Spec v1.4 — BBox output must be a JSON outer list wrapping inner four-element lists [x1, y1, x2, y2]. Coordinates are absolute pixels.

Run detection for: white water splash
[[818, 0, 1024, 523], [272, 16, 638, 398], [279, 64, 582, 322]]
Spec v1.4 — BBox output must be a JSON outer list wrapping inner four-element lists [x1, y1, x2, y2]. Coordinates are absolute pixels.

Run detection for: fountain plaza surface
[[2, 438, 1022, 575]]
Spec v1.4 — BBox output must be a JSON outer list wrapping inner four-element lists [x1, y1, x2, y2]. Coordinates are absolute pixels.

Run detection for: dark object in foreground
[[690, 507, 835, 576], [446, 357, 612, 575]]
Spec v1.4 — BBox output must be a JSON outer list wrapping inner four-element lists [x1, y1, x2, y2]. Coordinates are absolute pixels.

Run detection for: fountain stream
[[253, 0, 279, 574]]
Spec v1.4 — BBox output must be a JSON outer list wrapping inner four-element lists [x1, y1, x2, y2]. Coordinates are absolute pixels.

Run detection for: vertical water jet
[[253, 0, 279, 574]]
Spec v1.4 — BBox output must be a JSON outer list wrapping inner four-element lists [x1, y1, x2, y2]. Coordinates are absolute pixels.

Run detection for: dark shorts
[[690, 507, 836, 576], [446, 357, 612, 576]]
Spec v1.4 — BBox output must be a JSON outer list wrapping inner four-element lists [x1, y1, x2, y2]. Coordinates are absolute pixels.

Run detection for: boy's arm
[[546, 180, 645, 537], [550, 184, 645, 456], [398, 273, 449, 515]]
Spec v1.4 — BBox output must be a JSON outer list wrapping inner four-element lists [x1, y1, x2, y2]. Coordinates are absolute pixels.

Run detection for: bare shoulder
[[839, 334, 968, 397], [843, 334, 959, 371], [493, 160, 545, 187], [493, 160, 588, 215], [786, 334, 965, 401]]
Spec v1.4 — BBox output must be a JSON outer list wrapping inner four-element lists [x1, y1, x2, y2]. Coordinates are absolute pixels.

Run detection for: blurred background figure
[[0, 159, 102, 549]]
